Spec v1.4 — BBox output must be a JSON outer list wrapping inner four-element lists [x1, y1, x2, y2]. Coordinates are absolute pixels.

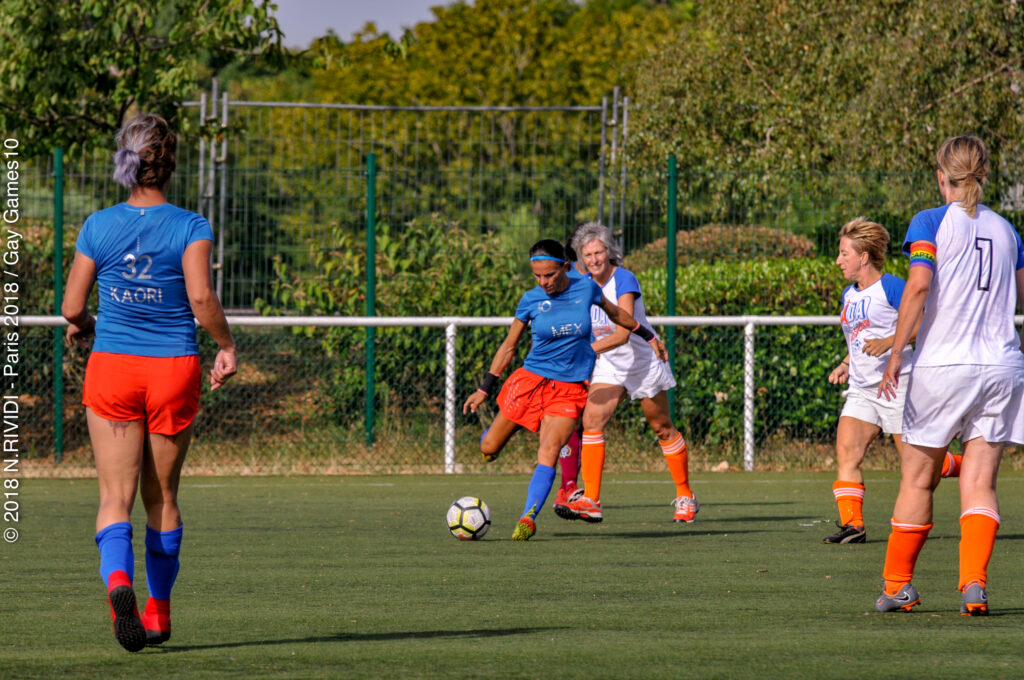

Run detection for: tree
[[0, 0, 283, 154], [313, 0, 691, 107], [631, 0, 1024, 176]]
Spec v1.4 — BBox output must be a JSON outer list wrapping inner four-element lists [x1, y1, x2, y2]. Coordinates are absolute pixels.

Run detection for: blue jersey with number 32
[[75, 202, 214, 357], [514, 276, 604, 382]]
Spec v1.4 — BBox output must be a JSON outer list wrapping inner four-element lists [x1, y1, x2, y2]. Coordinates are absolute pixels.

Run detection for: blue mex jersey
[[514, 276, 604, 383]]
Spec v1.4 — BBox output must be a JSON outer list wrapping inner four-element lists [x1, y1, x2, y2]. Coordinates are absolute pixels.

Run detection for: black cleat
[[145, 629, 171, 645], [109, 586, 147, 652], [823, 522, 866, 544]]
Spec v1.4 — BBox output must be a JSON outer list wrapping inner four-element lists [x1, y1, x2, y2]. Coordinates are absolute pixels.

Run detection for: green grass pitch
[[2, 472, 1023, 679]]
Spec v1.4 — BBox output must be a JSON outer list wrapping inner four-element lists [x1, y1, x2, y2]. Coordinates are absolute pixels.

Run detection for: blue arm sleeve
[[880, 274, 906, 311]]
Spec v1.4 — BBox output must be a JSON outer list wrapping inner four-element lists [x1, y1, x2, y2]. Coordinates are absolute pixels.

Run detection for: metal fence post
[[743, 320, 756, 470], [444, 321, 457, 473], [598, 97, 608, 223], [53, 149, 64, 462], [666, 156, 677, 417], [608, 87, 619, 231], [216, 90, 228, 301], [618, 96, 629, 238], [364, 153, 377, 446]]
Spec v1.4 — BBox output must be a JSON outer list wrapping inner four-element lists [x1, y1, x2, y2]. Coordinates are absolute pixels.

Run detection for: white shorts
[[840, 380, 906, 434], [903, 365, 1024, 448], [590, 354, 676, 400]]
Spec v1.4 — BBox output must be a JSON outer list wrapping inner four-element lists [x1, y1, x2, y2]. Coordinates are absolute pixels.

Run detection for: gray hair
[[570, 222, 622, 266], [112, 114, 176, 189]]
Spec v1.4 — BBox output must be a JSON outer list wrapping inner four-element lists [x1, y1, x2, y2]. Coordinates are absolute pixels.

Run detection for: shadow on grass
[[551, 528, 771, 539], [158, 626, 564, 653], [614, 501, 796, 510]]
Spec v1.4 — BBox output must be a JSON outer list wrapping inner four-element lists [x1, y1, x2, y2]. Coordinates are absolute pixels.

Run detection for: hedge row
[[259, 218, 916, 446], [624, 223, 818, 273]]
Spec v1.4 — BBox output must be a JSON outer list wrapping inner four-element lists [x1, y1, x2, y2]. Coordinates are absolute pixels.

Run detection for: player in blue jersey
[[547, 226, 589, 507], [875, 136, 1024, 616], [554, 222, 695, 524], [62, 114, 237, 651], [462, 239, 667, 540]]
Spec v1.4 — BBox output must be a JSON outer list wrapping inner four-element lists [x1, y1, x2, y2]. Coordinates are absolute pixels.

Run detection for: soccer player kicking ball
[[463, 239, 667, 541]]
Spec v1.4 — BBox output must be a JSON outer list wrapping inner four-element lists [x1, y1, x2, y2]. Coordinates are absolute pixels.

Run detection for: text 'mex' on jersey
[[514, 276, 604, 383]]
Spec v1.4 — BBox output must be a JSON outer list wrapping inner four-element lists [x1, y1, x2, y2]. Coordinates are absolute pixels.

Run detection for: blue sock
[[145, 525, 183, 601], [95, 521, 134, 588], [522, 464, 557, 519]]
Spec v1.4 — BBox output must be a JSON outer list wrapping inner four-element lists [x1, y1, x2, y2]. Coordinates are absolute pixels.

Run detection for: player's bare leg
[[826, 417, 879, 543], [138, 425, 193, 644], [88, 408, 147, 652]]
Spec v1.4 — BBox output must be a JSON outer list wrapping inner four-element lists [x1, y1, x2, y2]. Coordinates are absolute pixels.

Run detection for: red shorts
[[496, 367, 588, 432], [82, 352, 201, 435]]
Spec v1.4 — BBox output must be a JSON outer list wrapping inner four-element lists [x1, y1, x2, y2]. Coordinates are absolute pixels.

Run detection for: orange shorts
[[496, 367, 588, 433], [82, 352, 201, 435]]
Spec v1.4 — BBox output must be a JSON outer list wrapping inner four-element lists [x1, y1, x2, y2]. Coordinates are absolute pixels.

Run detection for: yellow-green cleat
[[512, 515, 536, 541]]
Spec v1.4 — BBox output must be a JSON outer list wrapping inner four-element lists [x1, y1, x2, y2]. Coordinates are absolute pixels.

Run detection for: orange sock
[[959, 508, 1000, 591], [882, 519, 932, 595], [660, 433, 693, 498], [832, 481, 865, 528], [580, 431, 606, 502], [941, 452, 963, 478]]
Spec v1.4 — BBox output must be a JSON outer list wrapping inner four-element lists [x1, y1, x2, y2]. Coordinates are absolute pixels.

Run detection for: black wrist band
[[632, 324, 656, 342], [479, 372, 498, 396]]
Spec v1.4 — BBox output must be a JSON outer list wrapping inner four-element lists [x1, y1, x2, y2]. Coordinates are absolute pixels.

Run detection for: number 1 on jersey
[[974, 237, 992, 291]]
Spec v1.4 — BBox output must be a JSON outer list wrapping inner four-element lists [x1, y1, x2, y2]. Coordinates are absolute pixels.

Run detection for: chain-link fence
[[9, 91, 1024, 476], [21, 315, 1024, 477]]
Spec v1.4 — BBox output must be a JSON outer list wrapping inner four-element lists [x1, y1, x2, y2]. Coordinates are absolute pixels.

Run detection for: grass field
[[2, 472, 1023, 679]]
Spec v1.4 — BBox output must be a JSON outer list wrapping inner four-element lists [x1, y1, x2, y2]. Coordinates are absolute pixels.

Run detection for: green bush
[[624, 223, 817, 274], [260, 218, 914, 449], [256, 215, 529, 422], [639, 257, 854, 446]]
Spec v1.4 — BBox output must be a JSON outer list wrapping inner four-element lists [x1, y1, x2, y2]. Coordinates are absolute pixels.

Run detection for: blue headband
[[530, 255, 565, 263]]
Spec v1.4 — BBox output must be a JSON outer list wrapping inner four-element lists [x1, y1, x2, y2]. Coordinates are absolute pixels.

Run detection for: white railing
[[24, 314, 1024, 471]]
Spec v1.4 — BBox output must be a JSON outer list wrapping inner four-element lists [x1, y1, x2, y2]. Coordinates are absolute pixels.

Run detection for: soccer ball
[[446, 496, 491, 540]]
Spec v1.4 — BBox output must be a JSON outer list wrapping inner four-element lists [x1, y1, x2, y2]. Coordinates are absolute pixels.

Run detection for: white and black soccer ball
[[446, 496, 491, 540]]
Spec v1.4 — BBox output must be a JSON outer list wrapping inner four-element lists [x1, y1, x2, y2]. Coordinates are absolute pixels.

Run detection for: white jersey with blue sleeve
[[840, 273, 913, 388], [590, 267, 661, 376], [903, 202, 1024, 368]]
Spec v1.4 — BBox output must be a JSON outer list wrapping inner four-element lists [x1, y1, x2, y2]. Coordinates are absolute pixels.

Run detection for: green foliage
[[624, 223, 817, 273], [314, 0, 690, 108], [257, 216, 529, 420], [263, 219, 904, 448], [632, 0, 1024, 177], [0, 0, 282, 154], [639, 257, 853, 445]]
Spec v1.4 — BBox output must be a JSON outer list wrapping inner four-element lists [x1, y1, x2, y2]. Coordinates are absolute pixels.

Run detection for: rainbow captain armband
[[908, 240, 936, 270]]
